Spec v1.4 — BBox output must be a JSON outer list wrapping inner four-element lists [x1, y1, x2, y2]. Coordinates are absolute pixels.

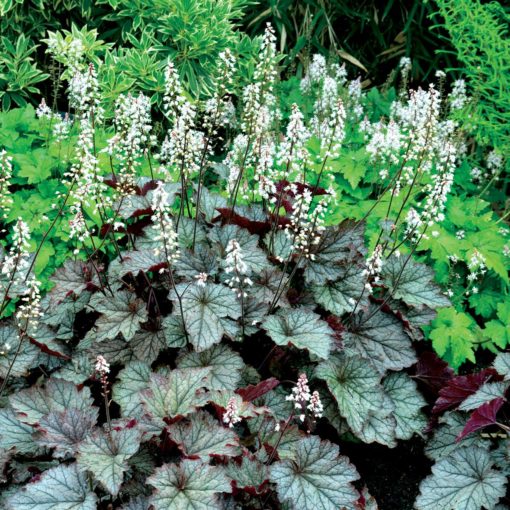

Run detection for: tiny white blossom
[[307, 391, 324, 419], [95, 355, 110, 376], [225, 239, 252, 298], [223, 397, 242, 428], [194, 272, 208, 286]]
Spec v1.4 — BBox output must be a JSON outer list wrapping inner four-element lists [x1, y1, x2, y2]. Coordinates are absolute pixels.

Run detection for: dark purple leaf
[[457, 398, 505, 441], [432, 368, 500, 415], [415, 351, 454, 393], [236, 378, 280, 402]]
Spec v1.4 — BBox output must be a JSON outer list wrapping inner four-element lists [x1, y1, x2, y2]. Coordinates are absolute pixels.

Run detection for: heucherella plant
[[1, 27, 510, 510]]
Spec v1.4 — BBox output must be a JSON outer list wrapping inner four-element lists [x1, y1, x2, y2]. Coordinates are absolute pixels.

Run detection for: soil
[[341, 437, 432, 510]]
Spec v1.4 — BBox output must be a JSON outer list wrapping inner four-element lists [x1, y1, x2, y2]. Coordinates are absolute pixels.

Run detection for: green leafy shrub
[[434, 0, 510, 156], [1, 25, 510, 510], [0, 35, 49, 110]]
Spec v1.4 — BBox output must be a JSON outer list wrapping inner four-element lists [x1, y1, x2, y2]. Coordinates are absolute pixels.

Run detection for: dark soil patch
[[341, 437, 431, 510]]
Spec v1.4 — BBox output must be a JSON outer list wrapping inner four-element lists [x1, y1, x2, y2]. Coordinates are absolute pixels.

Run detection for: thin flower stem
[[0, 326, 27, 399]]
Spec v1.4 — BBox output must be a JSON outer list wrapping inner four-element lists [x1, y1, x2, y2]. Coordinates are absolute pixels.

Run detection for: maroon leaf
[[104, 176, 157, 197], [415, 351, 454, 393], [28, 336, 70, 361], [236, 378, 280, 402], [138, 180, 158, 196], [214, 208, 271, 236], [457, 397, 505, 442], [100, 217, 153, 238], [326, 315, 345, 349], [130, 207, 153, 218], [432, 368, 500, 415]]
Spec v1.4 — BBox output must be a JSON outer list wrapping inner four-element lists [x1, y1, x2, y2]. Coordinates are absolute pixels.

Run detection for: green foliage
[[1, 19, 510, 510], [434, 0, 510, 155], [243, 0, 456, 82], [0, 106, 107, 294], [0, 35, 49, 110]]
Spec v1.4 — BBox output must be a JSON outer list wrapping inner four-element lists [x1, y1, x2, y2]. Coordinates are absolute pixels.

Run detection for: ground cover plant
[[0, 8, 509, 510]]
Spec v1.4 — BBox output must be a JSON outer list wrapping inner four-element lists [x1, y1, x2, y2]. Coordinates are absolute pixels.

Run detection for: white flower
[[151, 182, 180, 266], [109, 92, 153, 193], [0, 150, 13, 219], [95, 355, 110, 376], [223, 397, 242, 428], [16, 276, 42, 330], [449, 79, 468, 110], [486, 150, 503, 174], [285, 373, 311, 410], [225, 239, 252, 298], [194, 272, 208, 286], [277, 104, 309, 176], [307, 391, 323, 419], [36, 98, 52, 119], [300, 54, 327, 92], [2, 219, 31, 279], [163, 60, 186, 117], [159, 100, 205, 180]]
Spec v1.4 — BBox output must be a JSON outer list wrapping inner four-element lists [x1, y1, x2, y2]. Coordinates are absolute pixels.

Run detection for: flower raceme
[[225, 239, 253, 298]]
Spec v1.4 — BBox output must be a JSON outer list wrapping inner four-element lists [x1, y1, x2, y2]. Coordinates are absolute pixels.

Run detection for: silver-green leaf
[[263, 309, 332, 359], [6, 463, 97, 510], [148, 459, 232, 510], [270, 435, 359, 510], [415, 446, 507, 510]]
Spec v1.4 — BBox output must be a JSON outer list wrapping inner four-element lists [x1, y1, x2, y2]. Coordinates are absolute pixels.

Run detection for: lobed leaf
[[380, 255, 450, 309], [270, 435, 359, 510], [148, 459, 232, 510], [176, 344, 244, 391], [415, 446, 507, 510], [88, 290, 148, 342], [141, 367, 211, 427], [167, 410, 240, 460], [316, 352, 384, 435], [262, 308, 333, 359], [6, 463, 97, 510], [344, 305, 416, 372], [171, 283, 241, 351], [78, 426, 142, 496]]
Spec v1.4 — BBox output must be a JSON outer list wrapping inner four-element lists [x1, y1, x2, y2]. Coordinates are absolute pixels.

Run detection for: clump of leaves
[[1, 28, 510, 510]]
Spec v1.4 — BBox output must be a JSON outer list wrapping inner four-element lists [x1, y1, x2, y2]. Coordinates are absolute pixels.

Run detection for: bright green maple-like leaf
[[429, 307, 477, 369], [6, 463, 97, 510], [270, 435, 359, 510], [148, 459, 232, 510], [415, 446, 507, 510], [262, 308, 333, 359]]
